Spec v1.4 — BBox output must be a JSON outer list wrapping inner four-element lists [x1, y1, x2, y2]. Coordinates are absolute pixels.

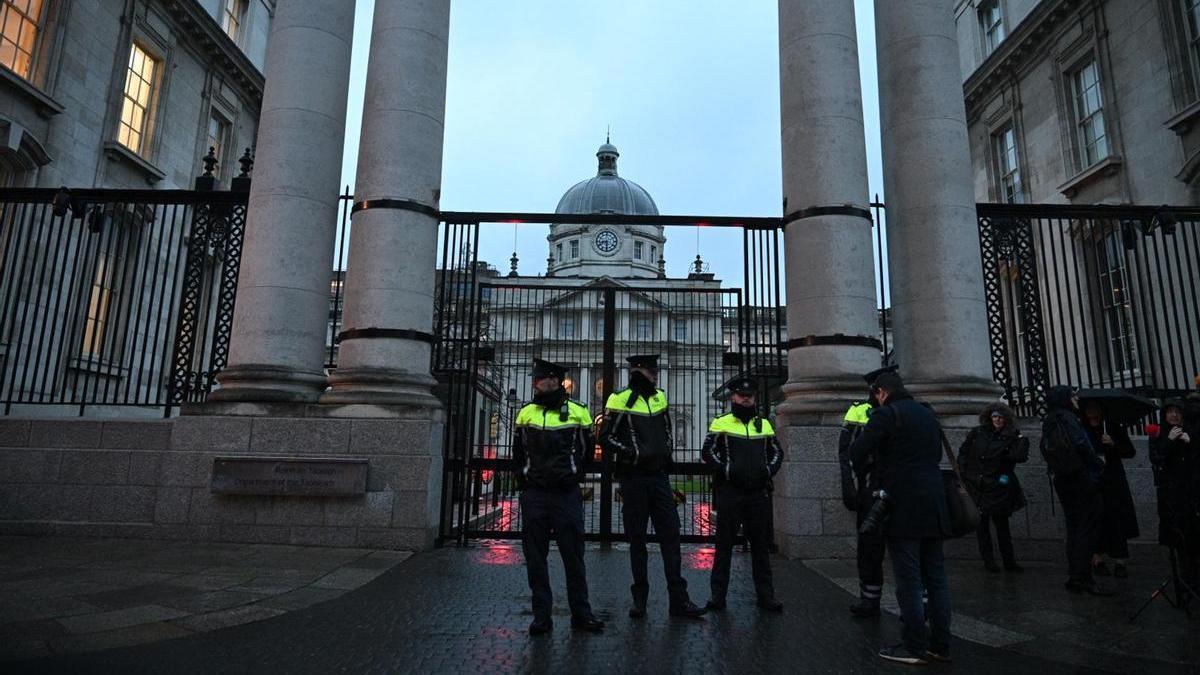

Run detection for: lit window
[[118, 44, 158, 156], [978, 0, 1005, 55], [206, 111, 231, 175], [1071, 60, 1109, 168], [0, 0, 43, 80], [634, 241, 643, 259], [82, 253, 116, 358], [570, 239, 579, 258], [220, 0, 246, 44], [1097, 232, 1138, 375], [992, 124, 1024, 203]]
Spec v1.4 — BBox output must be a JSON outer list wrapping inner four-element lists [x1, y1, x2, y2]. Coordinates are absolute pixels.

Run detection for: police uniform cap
[[626, 354, 659, 370], [863, 363, 899, 386], [531, 358, 567, 380], [722, 374, 758, 397]]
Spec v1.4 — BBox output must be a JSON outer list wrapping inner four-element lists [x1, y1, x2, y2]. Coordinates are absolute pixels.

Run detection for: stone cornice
[[160, 0, 265, 106], [963, 0, 1087, 117]]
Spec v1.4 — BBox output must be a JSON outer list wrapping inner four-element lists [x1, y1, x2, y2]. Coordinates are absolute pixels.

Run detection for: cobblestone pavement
[[9, 540, 1196, 674], [0, 537, 410, 662]]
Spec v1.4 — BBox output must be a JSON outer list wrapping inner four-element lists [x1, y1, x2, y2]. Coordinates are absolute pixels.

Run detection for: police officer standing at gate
[[512, 358, 605, 636], [838, 364, 898, 618], [701, 375, 784, 612], [599, 354, 707, 619]]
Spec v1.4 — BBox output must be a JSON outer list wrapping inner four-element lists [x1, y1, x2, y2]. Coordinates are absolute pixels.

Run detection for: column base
[[320, 367, 442, 409], [209, 364, 328, 404], [905, 377, 1004, 424], [771, 423, 858, 559], [776, 376, 872, 427]]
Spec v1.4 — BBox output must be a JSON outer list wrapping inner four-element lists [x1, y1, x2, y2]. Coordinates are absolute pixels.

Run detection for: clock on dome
[[593, 228, 620, 256]]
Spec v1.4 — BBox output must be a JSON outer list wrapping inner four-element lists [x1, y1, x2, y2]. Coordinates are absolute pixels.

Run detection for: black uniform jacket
[[700, 413, 784, 491], [598, 388, 673, 473], [511, 399, 592, 490]]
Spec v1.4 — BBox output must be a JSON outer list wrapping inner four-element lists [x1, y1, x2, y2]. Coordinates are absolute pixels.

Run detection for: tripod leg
[[1128, 577, 1172, 623]]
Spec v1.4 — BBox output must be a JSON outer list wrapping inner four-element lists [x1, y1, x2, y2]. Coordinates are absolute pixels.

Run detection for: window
[[558, 315, 576, 338], [1097, 232, 1138, 375], [1184, 0, 1200, 85], [220, 0, 246, 44], [0, 0, 43, 80], [649, 245, 656, 262], [206, 111, 231, 176], [118, 44, 159, 156], [978, 0, 1005, 56], [570, 239, 579, 259], [635, 317, 652, 339], [673, 318, 687, 341], [556, 243, 562, 261], [633, 241, 644, 259], [992, 124, 1024, 203], [1071, 60, 1109, 168], [82, 253, 117, 358], [525, 316, 538, 339]]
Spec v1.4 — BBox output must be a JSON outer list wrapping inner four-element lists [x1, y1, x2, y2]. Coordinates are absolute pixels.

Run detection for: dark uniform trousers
[[1054, 472, 1103, 584], [620, 471, 688, 606], [520, 487, 593, 621], [854, 485, 887, 600], [710, 486, 774, 602]]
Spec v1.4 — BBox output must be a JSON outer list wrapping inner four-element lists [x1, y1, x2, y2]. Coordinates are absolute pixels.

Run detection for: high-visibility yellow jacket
[[701, 413, 783, 491], [512, 399, 592, 490]]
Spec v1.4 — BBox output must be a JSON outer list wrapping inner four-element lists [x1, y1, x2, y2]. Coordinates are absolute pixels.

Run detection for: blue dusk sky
[[338, 1, 885, 293]]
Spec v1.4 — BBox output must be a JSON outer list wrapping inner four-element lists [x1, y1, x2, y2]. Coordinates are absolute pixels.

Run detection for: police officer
[[599, 354, 706, 619], [838, 363, 898, 618], [512, 358, 605, 636], [701, 375, 784, 612]]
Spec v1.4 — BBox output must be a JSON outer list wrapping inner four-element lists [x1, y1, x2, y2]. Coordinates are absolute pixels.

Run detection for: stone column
[[211, 0, 355, 403], [773, 0, 879, 559], [875, 0, 999, 415], [320, 0, 450, 409], [776, 0, 880, 423]]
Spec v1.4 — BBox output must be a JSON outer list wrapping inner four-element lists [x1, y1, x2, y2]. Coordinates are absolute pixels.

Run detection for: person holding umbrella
[[1077, 389, 1154, 579]]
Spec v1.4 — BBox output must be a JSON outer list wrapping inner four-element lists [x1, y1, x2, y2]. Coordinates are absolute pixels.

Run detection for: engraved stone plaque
[[211, 457, 368, 496]]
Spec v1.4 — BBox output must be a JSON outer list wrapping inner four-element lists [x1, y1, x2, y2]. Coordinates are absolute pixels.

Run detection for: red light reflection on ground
[[686, 546, 715, 571], [692, 501, 715, 537], [477, 544, 523, 566]]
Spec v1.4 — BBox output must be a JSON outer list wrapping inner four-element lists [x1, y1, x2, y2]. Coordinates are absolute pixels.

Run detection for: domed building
[[547, 141, 666, 279]]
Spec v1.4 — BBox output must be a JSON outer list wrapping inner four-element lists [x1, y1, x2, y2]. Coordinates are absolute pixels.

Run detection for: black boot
[[849, 597, 880, 618], [669, 600, 707, 619], [528, 617, 552, 635], [628, 600, 646, 619], [570, 615, 605, 632], [757, 597, 784, 612]]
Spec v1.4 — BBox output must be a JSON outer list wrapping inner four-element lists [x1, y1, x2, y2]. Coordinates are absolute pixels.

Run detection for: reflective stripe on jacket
[[600, 388, 672, 472], [701, 413, 783, 491], [512, 400, 592, 489]]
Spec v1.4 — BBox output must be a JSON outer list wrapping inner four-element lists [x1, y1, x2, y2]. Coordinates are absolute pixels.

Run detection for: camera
[[859, 489, 891, 535]]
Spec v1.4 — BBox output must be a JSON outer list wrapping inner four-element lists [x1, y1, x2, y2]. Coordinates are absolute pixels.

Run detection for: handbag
[[940, 432, 981, 538]]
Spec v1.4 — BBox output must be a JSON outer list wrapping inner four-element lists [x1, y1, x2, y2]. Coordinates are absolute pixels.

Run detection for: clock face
[[594, 229, 620, 256]]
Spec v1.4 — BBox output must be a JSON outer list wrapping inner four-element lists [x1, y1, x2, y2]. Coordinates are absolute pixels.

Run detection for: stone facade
[[0, 0, 269, 190]]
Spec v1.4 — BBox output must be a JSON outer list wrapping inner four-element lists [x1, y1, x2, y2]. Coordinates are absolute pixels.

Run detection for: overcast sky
[[337, 1, 885, 291]]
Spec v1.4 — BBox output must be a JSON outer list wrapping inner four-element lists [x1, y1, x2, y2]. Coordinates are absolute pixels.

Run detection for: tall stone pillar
[[773, 0, 880, 558], [211, 0, 356, 402], [875, 0, 999, 415], [320, 0, 450, 409]]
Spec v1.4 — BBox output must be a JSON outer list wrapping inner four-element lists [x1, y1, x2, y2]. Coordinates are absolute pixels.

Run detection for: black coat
[[849, 394, 951, 539], [1083, 420, 1140, 545], [1149, 424, 1199, 550], [959, 424, 1029, 517]]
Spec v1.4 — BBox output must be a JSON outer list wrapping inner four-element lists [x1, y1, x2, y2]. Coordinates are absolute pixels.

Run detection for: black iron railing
[[0, 184, 249, 416], [977, 203, 1200, 417]]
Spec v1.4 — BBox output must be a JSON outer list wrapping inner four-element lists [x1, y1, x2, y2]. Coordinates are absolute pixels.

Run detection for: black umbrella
[[1076, 388, 1158, 426]]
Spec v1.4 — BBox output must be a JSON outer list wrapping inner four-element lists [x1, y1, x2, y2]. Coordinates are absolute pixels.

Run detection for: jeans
[[886, 537, 952, 655]]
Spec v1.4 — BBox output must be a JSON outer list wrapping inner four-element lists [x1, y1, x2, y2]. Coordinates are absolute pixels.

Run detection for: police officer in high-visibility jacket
[[598, 354, 706, 619], [701, 375, 784, 612], [838, 363, 898, 618], [512, 358, 605, 636]]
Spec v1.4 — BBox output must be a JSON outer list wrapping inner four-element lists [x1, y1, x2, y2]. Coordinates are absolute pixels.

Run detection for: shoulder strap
[[940, 429, 963, 477]]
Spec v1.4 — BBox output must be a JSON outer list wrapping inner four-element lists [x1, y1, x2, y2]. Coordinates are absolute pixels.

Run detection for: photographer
[[849, 372, 951, 666], [1149, 398, 1199, 604]]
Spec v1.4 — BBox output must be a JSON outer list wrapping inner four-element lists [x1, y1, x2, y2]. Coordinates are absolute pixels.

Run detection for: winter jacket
[[1040, 385, 1103, 482], [848, 393, 951, 539], [701, 413, 784, 492], [1083, 418, 1140, 547], [958, 402, 1029, 517], [511, 399, 592, 491], [599, 388, 673, 474], [838, 402, 874, 510], [1149, 406, 1200, 549]]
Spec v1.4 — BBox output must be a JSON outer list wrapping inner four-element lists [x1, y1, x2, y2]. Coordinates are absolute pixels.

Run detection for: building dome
[[554, 142, 659, 216]]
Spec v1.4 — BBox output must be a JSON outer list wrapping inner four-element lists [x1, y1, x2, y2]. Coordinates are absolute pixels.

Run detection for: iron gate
[[432, 216, 784, 544]]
